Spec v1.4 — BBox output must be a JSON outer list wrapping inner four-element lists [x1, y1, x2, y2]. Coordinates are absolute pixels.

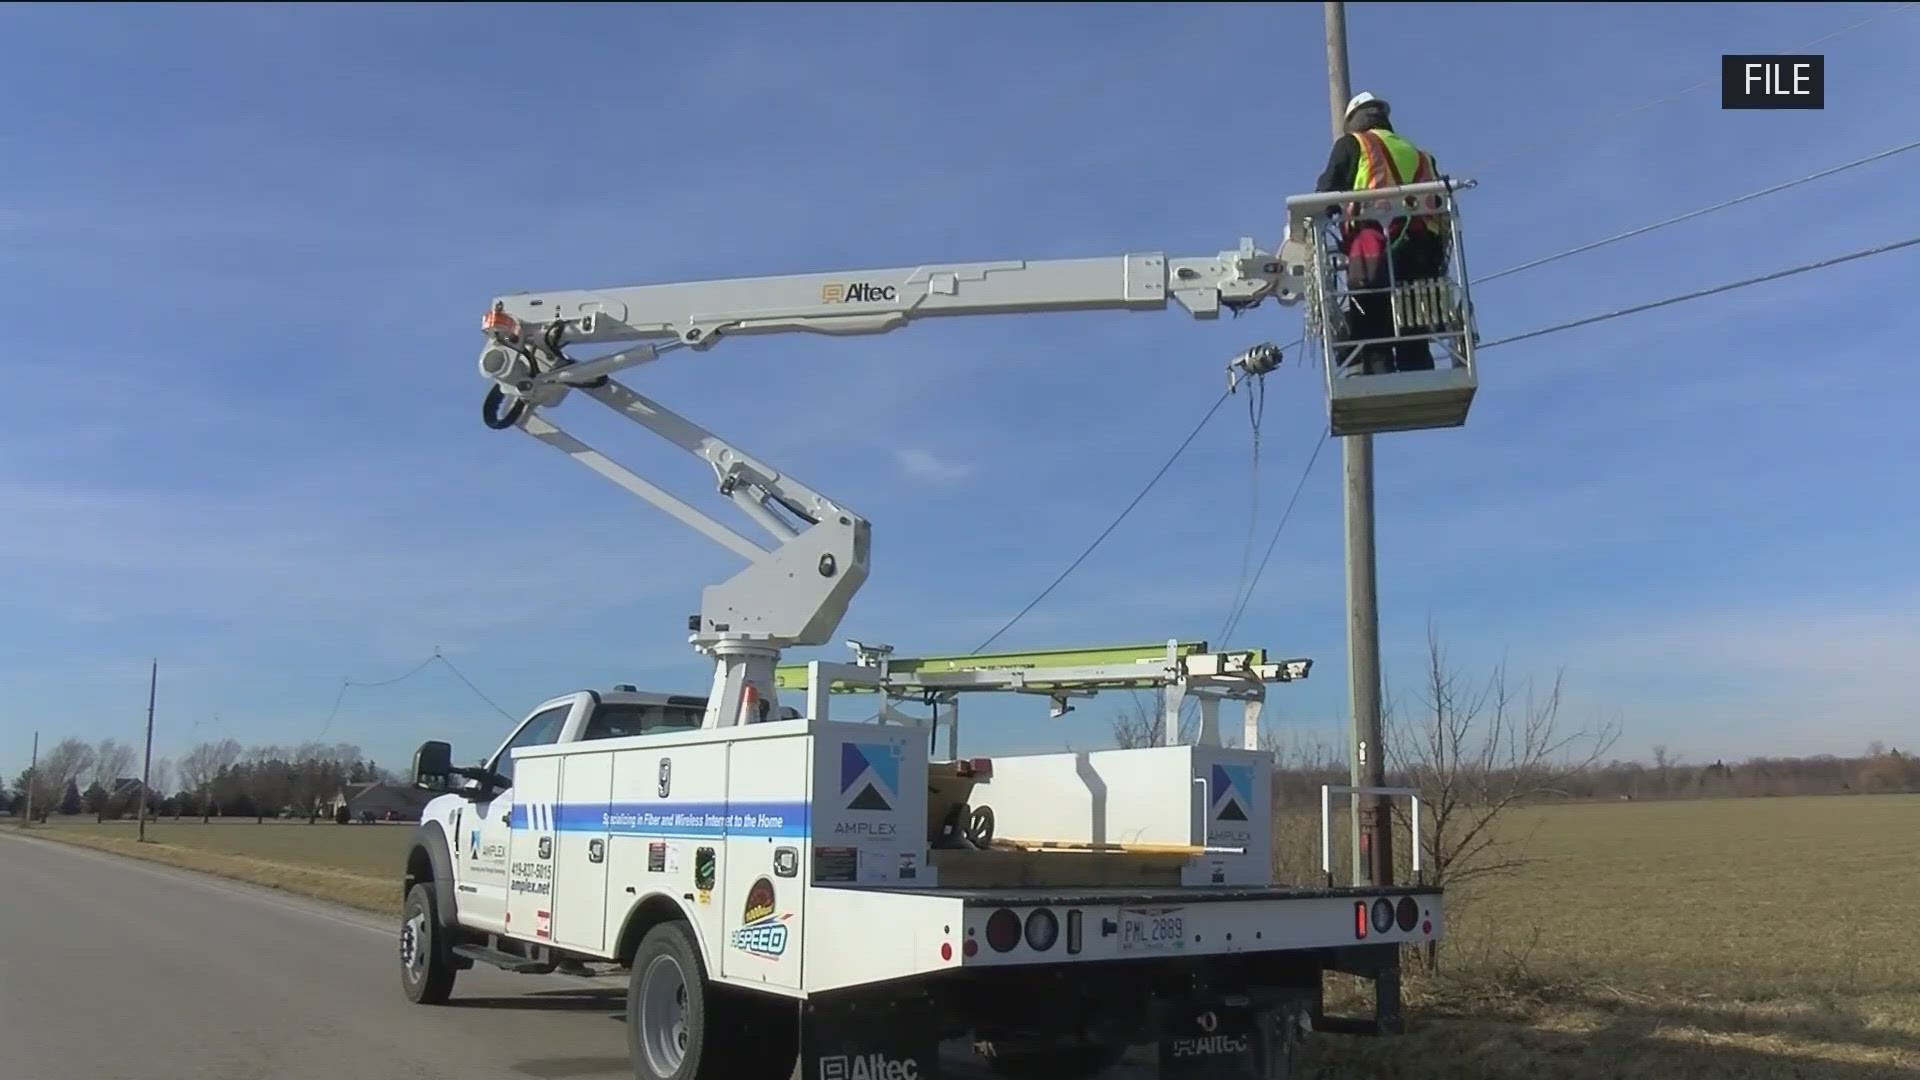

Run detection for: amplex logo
[[840, 742, 899, 812], [1210, 763, 1254, 823]]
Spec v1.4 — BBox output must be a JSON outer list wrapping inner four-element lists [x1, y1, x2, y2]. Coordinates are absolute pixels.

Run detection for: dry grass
[[30, 818, 408, 916], [25, 794, 1920, 1077]]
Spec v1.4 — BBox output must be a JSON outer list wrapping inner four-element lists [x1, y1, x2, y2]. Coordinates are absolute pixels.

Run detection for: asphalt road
[[2, 832, 1140, 1080]]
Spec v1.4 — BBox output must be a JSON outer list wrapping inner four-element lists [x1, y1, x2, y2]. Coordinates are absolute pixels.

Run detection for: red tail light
[[985, 908, 1022, 953], [968, 757, 994, 781], [1354, 901, 1369, 939]]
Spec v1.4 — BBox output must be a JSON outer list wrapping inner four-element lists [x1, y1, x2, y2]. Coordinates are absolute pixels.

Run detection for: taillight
[[1354, 901, 1368, 939], [1372, 898, 1394, 934], [1066, 909, 1083, 955], [985, 908, 1022, 953], [968, 757, 994, 782], [1396, 896, 1418, 932], [1024, 908, 1059, 952]]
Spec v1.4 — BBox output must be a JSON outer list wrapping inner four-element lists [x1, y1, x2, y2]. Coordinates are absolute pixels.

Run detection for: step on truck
[[400, 641, 1441, 1080], [404, 187, 1479, 1079]]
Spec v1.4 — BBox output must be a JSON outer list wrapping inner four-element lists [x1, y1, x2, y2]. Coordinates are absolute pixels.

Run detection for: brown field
[[26, 793, 1920, 1078]]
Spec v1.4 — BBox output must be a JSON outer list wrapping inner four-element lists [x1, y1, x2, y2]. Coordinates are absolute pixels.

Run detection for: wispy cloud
[[892, 448, 973, 486]]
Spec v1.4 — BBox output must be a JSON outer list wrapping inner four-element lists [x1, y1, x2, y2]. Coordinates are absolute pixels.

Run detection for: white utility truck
[[400, 179, 1480, 1080]]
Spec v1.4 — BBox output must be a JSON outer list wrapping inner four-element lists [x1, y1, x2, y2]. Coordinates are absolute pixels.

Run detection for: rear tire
[[399, 882, 456, 1005], [627, 921, 737, 1080]]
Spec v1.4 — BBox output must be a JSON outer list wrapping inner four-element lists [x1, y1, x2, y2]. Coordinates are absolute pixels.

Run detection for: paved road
[[1, 832, 1128, 1080], [3, 831, 647, 1080]]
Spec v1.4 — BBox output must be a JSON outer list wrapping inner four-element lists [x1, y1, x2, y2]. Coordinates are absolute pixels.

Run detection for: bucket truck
[[398, 179, 1479, 1080]]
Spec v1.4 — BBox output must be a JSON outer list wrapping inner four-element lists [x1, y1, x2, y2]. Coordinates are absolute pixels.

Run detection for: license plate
[[1119, 907, 1187, 953]]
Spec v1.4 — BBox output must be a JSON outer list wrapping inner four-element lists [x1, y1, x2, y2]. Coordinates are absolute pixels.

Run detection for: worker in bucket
[[1315, 91, 1451, 375]]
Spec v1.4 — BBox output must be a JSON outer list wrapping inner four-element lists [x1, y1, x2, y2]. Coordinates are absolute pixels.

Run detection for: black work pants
[[1339, 226, 1447, 375]]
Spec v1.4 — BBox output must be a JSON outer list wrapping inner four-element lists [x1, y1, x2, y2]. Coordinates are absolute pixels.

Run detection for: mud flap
[[1155, 993, 1315, 1080], [799, 991, 942, 1080]]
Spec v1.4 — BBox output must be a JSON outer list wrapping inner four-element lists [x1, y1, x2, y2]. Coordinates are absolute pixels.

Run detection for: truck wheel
[[400, 882, 457, 1005], [628, 921, 732, 1080], [987, 1044, 1126, 1080]]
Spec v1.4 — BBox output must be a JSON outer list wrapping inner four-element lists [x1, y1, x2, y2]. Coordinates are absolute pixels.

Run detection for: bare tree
[[177, 738, 242, 821], [149, 758, 173, 808], [89, 739, 138, 821], [1110, 691, 1202, 749], [1387, 624, 1620, 972], [1651, 744, 1680, 798], [29, 739, 96, 819]]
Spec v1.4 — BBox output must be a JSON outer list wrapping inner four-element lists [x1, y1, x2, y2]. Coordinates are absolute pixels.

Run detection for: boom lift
[[401, 179, 1480, 1080], [472, 175, 1480, 719]]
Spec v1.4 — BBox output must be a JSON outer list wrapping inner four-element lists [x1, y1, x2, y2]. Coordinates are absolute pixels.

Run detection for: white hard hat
[[1345, 91, 1389, 119]]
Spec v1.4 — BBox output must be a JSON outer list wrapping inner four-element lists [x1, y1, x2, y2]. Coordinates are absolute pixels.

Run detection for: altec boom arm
[[472, 217, 1397, 729]]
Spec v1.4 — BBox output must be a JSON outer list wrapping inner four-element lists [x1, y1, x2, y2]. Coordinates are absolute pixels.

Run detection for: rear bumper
[[945, 887, 1442, 968], [795, 883, 1441, 993]]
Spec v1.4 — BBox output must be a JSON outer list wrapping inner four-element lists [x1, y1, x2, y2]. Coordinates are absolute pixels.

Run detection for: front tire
[[628, 921, 730, 1080], [400, 882, 457, 1005]]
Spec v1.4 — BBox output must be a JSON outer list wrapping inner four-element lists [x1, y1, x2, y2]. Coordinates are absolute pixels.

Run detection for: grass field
[[23, 793, 1920, 1078]]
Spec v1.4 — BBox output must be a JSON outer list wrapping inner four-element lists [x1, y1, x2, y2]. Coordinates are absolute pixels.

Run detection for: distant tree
[[149, 758, 173, 804], [177, 739, 242, 821], [83, 781, 110, 818], [59, 778, 84, 816]]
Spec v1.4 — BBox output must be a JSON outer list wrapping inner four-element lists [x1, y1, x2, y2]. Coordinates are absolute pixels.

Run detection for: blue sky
[[3, 2, 1917, 784]]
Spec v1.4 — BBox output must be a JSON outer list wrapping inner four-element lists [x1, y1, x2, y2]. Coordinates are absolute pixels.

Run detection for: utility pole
[[137, 659, 157, 842], [23, 731, 37, 827], [1325, 0, 1393, 891]]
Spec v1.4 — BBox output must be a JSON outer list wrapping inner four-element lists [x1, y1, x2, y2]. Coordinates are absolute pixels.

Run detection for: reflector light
[[940, 942, 953, 961], [1422, 920, 1432, 936], [1396, 896, 1419, 932], [1025, 908, 1060, 952], [1372, 898, 1395, 934], [985, 909, 1022, 953], [963, 938, 979, 957], [1066, 909, 1083, 955], [1354, 901, 1369, 939]]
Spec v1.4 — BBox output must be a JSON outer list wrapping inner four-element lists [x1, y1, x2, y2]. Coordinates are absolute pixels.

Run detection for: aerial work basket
[[1283, 178, 1481, 437]]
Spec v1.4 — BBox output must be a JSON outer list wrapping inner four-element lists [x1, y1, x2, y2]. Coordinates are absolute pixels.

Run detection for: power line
[[1479, 232, 1920, 351], [969, 387, 1233, 655], [1217, 427, 1329, 650], [1475, 137, 1920, 286], [974, 14, 1917, 650], [317, 647, 515, 738], [435, 653, 517, 721]]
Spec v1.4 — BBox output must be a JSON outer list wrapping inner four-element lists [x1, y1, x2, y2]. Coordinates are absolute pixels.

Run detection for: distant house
[[109, 778, 153, 808], [321, 782, 435, 823]]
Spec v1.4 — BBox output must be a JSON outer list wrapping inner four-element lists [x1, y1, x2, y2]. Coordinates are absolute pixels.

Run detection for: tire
[[627, 921, 733, 1080], [399, 881, 457, 1005], [986, 1043, 1127, 1080]]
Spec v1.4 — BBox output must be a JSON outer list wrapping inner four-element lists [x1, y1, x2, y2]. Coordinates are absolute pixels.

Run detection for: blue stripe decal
[[513, 800, 809, 838]]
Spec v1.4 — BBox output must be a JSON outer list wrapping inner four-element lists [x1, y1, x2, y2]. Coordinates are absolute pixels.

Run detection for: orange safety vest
[[1345, 128, 1448, 248]]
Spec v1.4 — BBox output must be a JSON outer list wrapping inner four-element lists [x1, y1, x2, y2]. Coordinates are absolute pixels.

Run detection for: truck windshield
[[580, 702, 704, 740]]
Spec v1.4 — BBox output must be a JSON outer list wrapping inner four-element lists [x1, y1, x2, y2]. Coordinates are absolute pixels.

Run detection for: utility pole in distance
[[1324, 0, 1393, 892], [22, 731, 38, 827], [137, 659, 157, 842]]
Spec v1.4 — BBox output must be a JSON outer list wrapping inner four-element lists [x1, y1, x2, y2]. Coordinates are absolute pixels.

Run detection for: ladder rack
[[775, 639, 1312, 756]]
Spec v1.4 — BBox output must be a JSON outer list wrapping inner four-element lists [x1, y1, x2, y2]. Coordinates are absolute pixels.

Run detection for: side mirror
[[412, 740, 454, 792]]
